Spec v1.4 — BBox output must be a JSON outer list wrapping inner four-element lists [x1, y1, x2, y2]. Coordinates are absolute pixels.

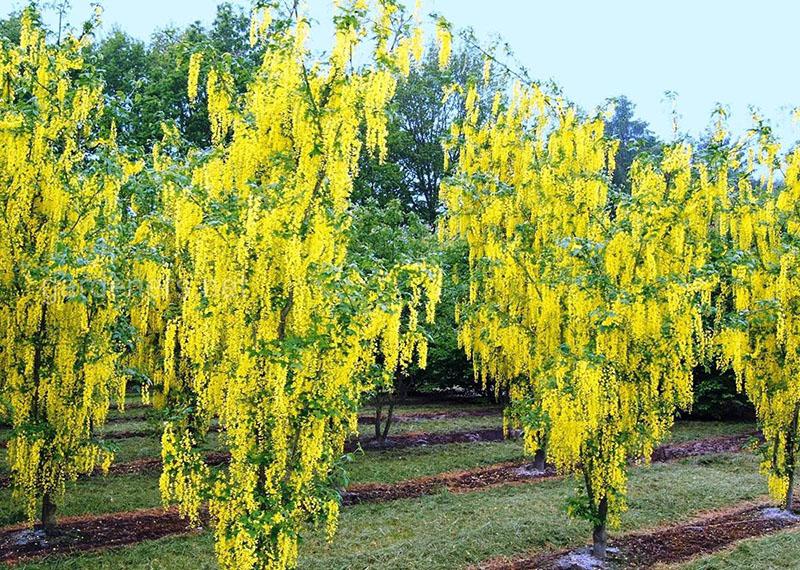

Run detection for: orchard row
[[0, 2, 798, 569]]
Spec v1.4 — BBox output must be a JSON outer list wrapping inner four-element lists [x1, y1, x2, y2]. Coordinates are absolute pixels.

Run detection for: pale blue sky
[[12, 0, 800, 143]]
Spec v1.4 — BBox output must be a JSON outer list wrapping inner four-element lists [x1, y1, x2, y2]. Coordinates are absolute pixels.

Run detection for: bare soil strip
[[0, 432, 757, 565], [104, 407, 500, 427], [343, 460, 557, 505], [347, 427, 513, 452], [476, 500, 800, 569], [0, 507, 207, 565]]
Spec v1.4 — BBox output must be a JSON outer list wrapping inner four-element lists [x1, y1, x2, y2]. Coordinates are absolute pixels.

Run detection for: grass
[[0, 440, 526, 527], [0, 419, 756, 525], [16, 453, 768, 569], [667, 421, 756, 443], [0, 473, 162, 527], [668, 526, 800, 569], [347, 440, 524, 485], [371, 415, 501, 436]]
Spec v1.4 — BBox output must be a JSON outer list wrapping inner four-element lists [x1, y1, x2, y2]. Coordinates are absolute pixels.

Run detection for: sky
[[9, 0, 800, 143]]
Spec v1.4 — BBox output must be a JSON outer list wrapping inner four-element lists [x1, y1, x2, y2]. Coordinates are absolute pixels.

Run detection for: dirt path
[[343, 461, 556, 505], [98, 409, 501, 447], [476, 500, 800, 569], [0, 507, 207, 565]]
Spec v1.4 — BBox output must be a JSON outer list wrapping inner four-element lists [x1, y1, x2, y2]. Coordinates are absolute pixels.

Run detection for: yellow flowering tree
[[0, 9, 138, 529], [716, 122, 800, 512], [132, 2, 440, 569], [441, 83, 720, 558]]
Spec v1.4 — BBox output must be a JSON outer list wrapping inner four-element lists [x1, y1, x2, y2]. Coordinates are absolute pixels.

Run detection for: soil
[[105, 413, 150, 424], [0, 429, 511, 490], [342, 460, 556, 505], [103, 409, 502, 440], [342, 433, 755, 506], [649, 432, 759, 462], [0, 507, 207, 566], [479, 500, 800, 569]]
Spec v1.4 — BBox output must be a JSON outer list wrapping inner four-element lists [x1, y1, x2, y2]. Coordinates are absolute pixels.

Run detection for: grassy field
[[0, 398, 778, 569]]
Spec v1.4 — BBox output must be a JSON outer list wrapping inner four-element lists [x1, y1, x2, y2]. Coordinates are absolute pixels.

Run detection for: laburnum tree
[[716, 124, 800, 512], [0, 9, 139, 529], [440, 82, 722, 558], [131, 2, 442, 569]]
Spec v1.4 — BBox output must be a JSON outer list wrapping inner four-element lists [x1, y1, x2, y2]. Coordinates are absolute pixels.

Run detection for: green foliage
[[688, 368, 754, 421], [91, 2, 262, 150], [353, 42, 507, 225]]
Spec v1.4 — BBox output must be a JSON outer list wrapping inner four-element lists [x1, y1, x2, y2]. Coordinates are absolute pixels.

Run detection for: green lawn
[[17, 453, 767, 570], [667, 421, 756, 443], [0, 440, 526, 527]]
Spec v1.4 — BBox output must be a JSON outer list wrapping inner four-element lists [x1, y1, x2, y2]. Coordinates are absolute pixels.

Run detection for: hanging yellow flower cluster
[[132, 3, 440, 569], [440, 81, 721, 554], [716, 124, 800, 511], [0, 9, 139, 524]]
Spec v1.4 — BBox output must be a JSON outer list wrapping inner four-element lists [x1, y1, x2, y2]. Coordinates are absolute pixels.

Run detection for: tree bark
[[785, 403, 800, 512], [374, 395, 383, 441], [40, 492, 57, 532], [592, 496, 608, 560], [533, 448, 546, 471], [381, 397, 395, 441]]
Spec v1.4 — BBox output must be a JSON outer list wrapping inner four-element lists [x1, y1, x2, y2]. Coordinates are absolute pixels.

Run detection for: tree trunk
[[40, 492, 57, 532], [374, 396, 383, 441], [592, 496, 608, 560], [785, 404, 800, 512], [381, 397, 395, 441], [533, 448, 546, 471]]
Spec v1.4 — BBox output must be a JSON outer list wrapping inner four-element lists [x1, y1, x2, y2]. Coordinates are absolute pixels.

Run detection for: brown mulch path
[[649, 432, 759, 462], [477, 500, 800, 569], [0, 507, 208, 566], [343, 460, 556, 505], [102, 420, 503, 442], [345, 427, 513, 453], [104, 407, 501, 427], [0, 432, 759, 565], [0, 432, 753, 492]]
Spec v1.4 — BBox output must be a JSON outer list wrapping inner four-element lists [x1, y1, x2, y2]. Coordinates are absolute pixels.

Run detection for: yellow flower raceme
[[717, 132, 800, 509]]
